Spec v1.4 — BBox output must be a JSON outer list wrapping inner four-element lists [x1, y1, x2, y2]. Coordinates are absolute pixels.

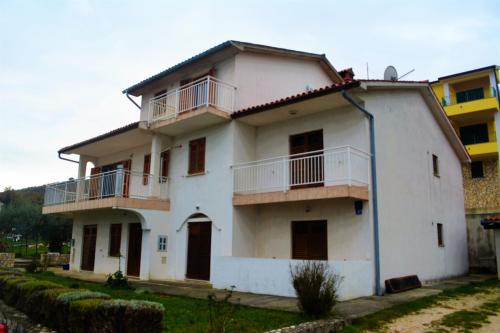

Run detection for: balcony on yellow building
[[444, 96, 499, 118], [465, 141, 498, 159]]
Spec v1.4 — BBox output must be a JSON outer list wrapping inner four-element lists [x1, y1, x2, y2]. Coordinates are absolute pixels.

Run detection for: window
[[437, 223, 444, 247], [160, 150, 170, 183], [432, 154, 439, 177], [109, 224, 122, 257], [459, 124, 489, 145], [292, 221, 327, 260], [188, 138, 206, 174], [158, 235, 168, 252], [456, 88, 484, 103], [471, 161, 484, 178], [143, 154, 151, 185]]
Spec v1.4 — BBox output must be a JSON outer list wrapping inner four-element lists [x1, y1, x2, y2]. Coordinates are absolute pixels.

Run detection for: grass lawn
[[339, 279, 500, 333], [27, 271, 308, 333]]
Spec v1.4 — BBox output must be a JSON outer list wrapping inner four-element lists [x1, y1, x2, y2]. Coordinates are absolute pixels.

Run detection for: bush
[[1, 277, 32, 304], [290, 261, 341, 317], [67, 299, 107, 333], [105, 270, 131, 289], [15, 280, 61, 309], [25, 287, 78, 322], [122, 300, 164, 333], [207, 287, 239, 333]]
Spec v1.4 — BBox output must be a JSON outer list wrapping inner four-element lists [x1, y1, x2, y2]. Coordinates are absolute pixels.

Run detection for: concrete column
[[76, 155, 90, 201], [443, 83, 450, 105], [149, 135, 162, 198], [140, 228, 151, 280], [489, 72, 497, 97]]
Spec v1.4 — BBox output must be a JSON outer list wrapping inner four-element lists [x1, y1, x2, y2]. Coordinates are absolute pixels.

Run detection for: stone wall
[[40, 253, 70, 266], [0, 253, 15, 268], [265, 319, 345, 333], [462, 159, 500, 210]]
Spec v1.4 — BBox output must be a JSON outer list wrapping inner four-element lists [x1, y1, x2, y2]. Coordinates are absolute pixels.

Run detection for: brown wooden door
[[289, 130, 324, 188], [186, 222, 212, 280], [127, 223, 142, 277], [81, 225, 97, 271]]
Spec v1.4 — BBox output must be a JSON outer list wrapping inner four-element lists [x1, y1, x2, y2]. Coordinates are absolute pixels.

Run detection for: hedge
[[0, 272, 164, 333]]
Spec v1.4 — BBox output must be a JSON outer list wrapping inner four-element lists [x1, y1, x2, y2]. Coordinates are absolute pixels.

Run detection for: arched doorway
[[186, 213, 212, 280]]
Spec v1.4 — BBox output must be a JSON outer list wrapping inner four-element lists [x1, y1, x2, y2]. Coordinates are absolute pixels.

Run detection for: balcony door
[[178, 68, 216, 113], [186, 221, 212, 280], [289, 130, 324, 188], [89, 160, 131, 199]]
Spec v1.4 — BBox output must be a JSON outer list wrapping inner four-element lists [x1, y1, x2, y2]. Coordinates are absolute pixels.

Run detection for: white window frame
[[158, 235, 168, 252]]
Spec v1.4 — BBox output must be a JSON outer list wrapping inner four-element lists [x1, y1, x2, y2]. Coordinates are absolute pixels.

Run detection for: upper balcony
[[147, 76, 237, 136], [441, 86, 499, 119], [232, 146, 370, 206], [42, 169, 169, 215]]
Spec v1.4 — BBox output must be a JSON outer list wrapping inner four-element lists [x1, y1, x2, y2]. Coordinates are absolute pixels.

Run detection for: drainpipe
[[341, 90, 382, 296], [126, 92, 142, 111], [58, 152, 79, 164]]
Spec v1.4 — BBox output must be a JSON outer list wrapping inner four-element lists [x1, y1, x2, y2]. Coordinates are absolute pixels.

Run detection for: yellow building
[[432, 65, 500, 271]]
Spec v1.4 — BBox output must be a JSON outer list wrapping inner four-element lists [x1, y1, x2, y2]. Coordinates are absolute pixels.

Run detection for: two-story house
[[43, 41, 470, 299], [431, 66, 500, 272]]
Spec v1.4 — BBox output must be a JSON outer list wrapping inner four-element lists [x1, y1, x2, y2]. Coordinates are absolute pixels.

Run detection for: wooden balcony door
[[186, 222, 212, 280], [81, 225, 97, 271], [289, 130, 324, 188], [127, 223, 142, 277]]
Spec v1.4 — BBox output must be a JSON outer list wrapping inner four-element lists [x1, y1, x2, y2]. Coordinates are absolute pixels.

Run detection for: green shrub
[[25, 287, 78, 322], [105, 270, 131, 289], [56, 290, 111, 303], [290, 261, 341, 318], [122, 300, 164, 333], [2, 277, 33, 305], [67, 299, 107, 333], [15, 280, 62, 310], [207, 287, 239, 333]]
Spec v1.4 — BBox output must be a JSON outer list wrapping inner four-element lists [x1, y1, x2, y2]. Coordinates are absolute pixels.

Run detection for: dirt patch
[[474, 313, 500, 333], [369, 291, 500, 333]]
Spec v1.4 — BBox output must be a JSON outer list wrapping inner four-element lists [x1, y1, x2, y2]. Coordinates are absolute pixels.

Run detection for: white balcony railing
[[148, 76, 237, 124], [44, 169, 168, 206], [232, 146, 370, 194]]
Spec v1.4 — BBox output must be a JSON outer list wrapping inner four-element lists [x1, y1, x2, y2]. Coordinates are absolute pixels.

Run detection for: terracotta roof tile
[[231, 80, 360, 118]]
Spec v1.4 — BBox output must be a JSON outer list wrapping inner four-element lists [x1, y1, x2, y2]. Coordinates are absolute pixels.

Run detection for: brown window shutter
[[143, 154, 151, 185], [109, 224, 122, 257], [292, 221, 327, 260], [188, 138, 206, 174], [121, 160, 131, 197], [89, 167, 101, 199], [160, 151, 170, 182]]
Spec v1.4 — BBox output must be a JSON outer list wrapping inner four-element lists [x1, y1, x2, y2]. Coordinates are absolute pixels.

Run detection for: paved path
[[48, 268, 493, 318]]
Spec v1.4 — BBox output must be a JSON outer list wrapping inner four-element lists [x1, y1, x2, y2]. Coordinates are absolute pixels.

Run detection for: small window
[[437, 223, 444, 247], [160, 150, 170, 183], [158, 235, 168, 252], [143, 154, 151, 185], [109, 224, 122, 257], [471, 161, 484, 178], [188, 138, 206, 174], [292, 221, 327, 260], [432, 154, 439, 177]]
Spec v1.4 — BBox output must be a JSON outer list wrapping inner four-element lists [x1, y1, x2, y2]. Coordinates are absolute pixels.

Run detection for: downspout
[[341, 90, 382, 296], [126, 92, 142, 111], [58, 152, 79, 164]]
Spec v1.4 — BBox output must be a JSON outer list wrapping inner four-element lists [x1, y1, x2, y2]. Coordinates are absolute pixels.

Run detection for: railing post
[[206, 77, 210, 107], [63, 182, 68, 203], [115, 166, 124, 197], [347, 147, 352, 186], [283, 157, 288, 192]]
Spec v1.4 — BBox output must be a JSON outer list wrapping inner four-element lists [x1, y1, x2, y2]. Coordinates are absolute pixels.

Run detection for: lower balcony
[[232, 146, 370, 205], [465, 141, 499, 159], [42, 170, 169, 214]]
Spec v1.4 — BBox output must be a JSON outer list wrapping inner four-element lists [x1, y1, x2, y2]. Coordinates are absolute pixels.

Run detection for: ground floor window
[[471, 161, 484, 178], [437, 223, 444, 247], [109, 224, 122, 257], [292, 220, 327, 260]]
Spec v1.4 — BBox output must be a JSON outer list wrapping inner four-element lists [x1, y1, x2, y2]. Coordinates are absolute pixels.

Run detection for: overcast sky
[[1, 0, 499, 190]]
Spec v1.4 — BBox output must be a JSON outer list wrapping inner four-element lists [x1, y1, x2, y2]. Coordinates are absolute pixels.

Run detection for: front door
[[127, 223, 142, 277], [81, 225, 97, 271], [186, 222, 212, 280], [289, 130, 324, 188]]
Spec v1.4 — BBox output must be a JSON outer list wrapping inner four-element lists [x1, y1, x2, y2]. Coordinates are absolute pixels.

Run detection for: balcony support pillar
[[149, 134, 171, 198], [76, 155, 93, 201]]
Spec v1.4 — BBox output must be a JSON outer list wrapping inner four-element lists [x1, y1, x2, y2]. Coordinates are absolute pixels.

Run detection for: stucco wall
[[364, 90, 468, 287], [212, 257, 373, 301], [234, 52, 333, 110], [462, 159, 500, 209]]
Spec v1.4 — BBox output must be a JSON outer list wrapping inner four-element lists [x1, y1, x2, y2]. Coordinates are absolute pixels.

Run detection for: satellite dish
[[384, 66, 398, 81]]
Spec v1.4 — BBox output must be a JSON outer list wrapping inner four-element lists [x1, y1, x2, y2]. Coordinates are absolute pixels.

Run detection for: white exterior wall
[[234, 53, 333, 110], [364, 90, 468, 288]]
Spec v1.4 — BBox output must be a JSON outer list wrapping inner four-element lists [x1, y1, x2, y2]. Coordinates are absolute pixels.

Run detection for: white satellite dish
[[384, 66, 398, 81]]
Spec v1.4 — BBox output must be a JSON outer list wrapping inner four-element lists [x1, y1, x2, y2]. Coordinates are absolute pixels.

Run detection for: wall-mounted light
[[354, 201, 363, 215]]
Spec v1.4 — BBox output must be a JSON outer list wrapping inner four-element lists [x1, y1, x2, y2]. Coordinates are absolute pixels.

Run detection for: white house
[[43, 41, 470, 300]]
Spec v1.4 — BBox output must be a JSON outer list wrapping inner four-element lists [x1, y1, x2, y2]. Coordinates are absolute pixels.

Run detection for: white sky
[[0, 0, 499, 190]]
